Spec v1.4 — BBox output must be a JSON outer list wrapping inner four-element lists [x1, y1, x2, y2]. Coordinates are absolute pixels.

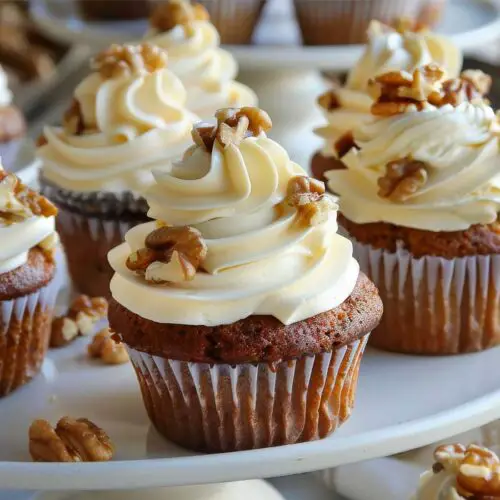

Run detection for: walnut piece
[[439, 69, 492, 107], [50, 317, 79, 348], [378, 157, 428, 202], [150, 0, 209, 37], [126, 225, 207, 283], [92, 43, 168, 80], [317, 90, 340, 111], [63, 99, 85, 136], [286, 175, 336, 227], [29, 417, 113, 462], [88, 328, 129, 365]]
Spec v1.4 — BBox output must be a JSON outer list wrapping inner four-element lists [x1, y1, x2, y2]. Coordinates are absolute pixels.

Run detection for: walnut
[[63, 99, 85, 136], [317, 90, 340, 111], [92, 43, 168, 80], [49, 317, 79, 348], [286, 175, 336, 227], [150, 0, 209, 37], [191, 123, 216, 150], [334, 131, 358, 158], [29, 417, 113, 462], [378, 157, 428, 202], [126, 226, 207, 283], [217, 107, 272, 137], [88, 328, 129, 365], [438, 69, 492, 107]]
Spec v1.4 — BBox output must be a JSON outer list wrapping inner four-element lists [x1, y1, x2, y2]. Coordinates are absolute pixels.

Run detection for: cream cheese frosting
[[146, 2, 257, 120], [0, 166, 57, 274], [326, 98, 500, 232], [0, 65, 12, 107], [109, 108, 359, 326], [316, 21, 462, 158], [38, 44, 197, 194]]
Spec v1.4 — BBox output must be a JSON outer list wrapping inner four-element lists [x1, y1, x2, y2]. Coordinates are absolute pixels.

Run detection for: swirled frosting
[[414, 469, 464, 500], [147, 21, 257, 120], [109, 122, 359, 326], [0, 65, 12, 107], [326, 100, 500, 232], [316, 21, 462, 157], [38, 46, 196, 193]]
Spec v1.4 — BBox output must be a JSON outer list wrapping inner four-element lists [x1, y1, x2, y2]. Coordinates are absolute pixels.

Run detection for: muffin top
[[326, 65, 500, 232], [0, 64, 12, 108], [108, 107, 360, 327], [315, 20, 462, 158], [0, 163, 58, 276], [414, 443, 500, 499], [146, 0, 257, 120], [38, 43, 196, 194]]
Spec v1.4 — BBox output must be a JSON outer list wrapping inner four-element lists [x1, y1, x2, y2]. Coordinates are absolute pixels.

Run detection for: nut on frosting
[[378, 157, 429, 202], [150, 0, 209, 37]]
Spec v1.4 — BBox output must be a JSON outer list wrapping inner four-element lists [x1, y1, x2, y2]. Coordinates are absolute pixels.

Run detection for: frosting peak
[[109, 107, 359, 326]]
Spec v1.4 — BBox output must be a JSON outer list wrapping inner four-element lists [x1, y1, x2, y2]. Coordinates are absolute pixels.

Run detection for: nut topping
[[150, 0, 209, 37], [92, 43, 168, 80], [378, 157, 428, 202], [439, 69, 492, 107], [88, 328, 129, 365], [29, 417, 113, 462], [317, 90, 340, 111]]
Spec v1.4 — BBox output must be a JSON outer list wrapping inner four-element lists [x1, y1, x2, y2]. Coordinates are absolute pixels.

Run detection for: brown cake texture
[[109, 272, 383, 452], [78, 0, 150, 20], [310, 151, 346, 182], [0, 105, 25, 143]]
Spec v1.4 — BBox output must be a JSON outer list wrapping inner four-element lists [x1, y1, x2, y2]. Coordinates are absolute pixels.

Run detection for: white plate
[[30, 0, 500, 70]]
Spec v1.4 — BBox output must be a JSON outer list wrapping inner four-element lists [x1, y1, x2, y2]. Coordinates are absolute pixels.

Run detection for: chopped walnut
[[378, 157, 428, 202], [439, 69, 492, 107], [29, 417, 114, 462], [286, 175, 336, 227], [126, 225, 207, 283], [92, 43, 168, 80], [150, 0, 209, 37], [88, 328, 129, 365], [49, 317, 79, 348], [317, 90, 340, 111], [63, 99, 85, 136]]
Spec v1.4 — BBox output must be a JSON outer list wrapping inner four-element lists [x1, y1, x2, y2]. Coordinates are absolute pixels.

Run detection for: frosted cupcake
[[0, 64, 26, 169], [414, 443, 500, 499], [0, 164, 59, 396], [312, 20, 462, 181], [146, 0, 257, 120], [108, 107, 383, 452], [327, 64, 500, 354], [37, 43, 196, 297]]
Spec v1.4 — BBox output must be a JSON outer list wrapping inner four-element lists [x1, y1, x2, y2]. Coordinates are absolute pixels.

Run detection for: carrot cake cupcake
[[146, 0, 257, 120], [108, 107, 383, 452], [312, 20, 462, 181], [0, 163, 59, 396], [37, 43, 196, 297], [326, 64, 500, 354]]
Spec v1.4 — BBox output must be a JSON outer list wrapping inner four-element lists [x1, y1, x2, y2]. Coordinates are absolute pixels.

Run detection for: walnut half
[[29, 417, 113, 462], [150, 0, 209, 37], [88, 328, 129, 365], [377, 157, 428, 202]]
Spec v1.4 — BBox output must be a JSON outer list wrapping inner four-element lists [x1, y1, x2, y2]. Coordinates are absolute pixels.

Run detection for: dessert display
[[146, 0, 258, 120], [294, 0, 448, 45], [312, 19, 462, 181], [414, 443, 500, 499], [0, 164, 59, 397], [77, 0, 151, 21], [108, 106, 383, 452], [37, 42, 196, 297], [326, 64, 500, 354]]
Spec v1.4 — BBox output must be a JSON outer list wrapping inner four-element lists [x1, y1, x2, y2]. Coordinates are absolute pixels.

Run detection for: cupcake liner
[[197, 0, 267, 44], [127, 334, 369, 453], [293, 0, 447, 45], [0, 276, 59, 397], [56, 206, 146, 297], [350, 237, 500, 354]]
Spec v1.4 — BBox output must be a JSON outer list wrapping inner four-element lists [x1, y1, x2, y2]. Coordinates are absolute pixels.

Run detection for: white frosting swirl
[[109, 134, 359, 326], [414, 470, 464, 500], [0, 65, 12, 108], [38, 63, 196, 193], [326, 101, 500, 232], [316, 21, 462, 158], [147, 21, 257, 120]]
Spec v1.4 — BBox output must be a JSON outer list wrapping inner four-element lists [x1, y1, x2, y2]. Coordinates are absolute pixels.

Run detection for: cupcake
[[0, 64, 26, 169], [294, 0, 448, 46], [312, 20, 462, 182], [77, 0, 150, 20], [0, 163, 59, 396], [37, 43, 196, 297], [108, 107, 383, 452], [414, 443, 500, 499], [146, 0, 257, 120], [326, 64, 500, 355]]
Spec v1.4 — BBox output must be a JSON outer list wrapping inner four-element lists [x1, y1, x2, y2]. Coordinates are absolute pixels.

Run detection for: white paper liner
[[127, 334, 369, 453], [0, 275, 59, 396], [351, 238, 500, 354]]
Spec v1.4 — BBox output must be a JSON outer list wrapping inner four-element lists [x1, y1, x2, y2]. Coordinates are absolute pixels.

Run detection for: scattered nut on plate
[[88, 328, 129, 365]]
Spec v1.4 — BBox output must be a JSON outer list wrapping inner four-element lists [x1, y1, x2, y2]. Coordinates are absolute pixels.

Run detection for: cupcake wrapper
[[0, 277, 59, 397], [294, 0, 446, 45], [127, 334, 369, 453], [351, 238, 500, 354]]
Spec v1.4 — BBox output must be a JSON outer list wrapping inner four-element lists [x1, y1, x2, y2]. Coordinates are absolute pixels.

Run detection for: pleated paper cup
[[127, 334, 369, 453], [293, 0, 447, 45], [351, 238, 500, 355], [0, 277, 59, 397]]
